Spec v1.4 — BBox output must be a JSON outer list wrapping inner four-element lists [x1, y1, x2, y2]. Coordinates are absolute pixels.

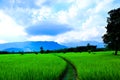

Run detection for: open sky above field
[[0, 0, 120, 44]]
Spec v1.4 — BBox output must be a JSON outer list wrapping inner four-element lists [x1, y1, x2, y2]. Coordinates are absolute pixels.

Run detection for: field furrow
[[59, 52, 120, 80], [57, 55, 79, 80]]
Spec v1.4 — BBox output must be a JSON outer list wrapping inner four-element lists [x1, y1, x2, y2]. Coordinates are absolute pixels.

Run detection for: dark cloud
[[26, 22, 72, 36]]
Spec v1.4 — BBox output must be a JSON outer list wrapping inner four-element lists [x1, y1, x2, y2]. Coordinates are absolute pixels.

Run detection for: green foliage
[[34, 52, 38, 55], [59, 51, 120, 80], [103, 7, 120, 55], [0, 54, 66, 80], [40, 46, 44, 54], [53, 45, 97, 53]]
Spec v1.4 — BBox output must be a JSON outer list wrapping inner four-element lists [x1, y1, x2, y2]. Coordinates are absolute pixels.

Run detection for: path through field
[[58, 56, 79, 80]]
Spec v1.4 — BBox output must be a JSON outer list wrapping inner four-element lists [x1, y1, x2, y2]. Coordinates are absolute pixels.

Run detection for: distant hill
[[0, 41, 66, 52], [63, 41, 105, 48], [3, 48, 23, 52]]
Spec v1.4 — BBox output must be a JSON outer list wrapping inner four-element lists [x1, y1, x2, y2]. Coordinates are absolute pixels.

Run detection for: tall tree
[[40, 46, 44, 54], [102, 7, 120, 55]]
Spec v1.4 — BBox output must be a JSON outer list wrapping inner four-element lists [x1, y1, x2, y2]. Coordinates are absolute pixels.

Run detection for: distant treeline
[[0, 45, 108, 54], [52, 45, 106, 53], [0, 51, 9, 54], [41, 45, 107, 53]]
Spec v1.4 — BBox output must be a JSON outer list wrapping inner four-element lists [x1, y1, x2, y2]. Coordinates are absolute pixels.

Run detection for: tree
[[35, 52, 38, 55], [87, 43, 91, 53], [102, 8, 120, 55], [40, 46, 44, 54]]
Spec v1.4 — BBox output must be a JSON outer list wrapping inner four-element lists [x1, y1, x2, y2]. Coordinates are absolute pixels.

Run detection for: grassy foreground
[[1, 51, 120, 80], [59, 51, 120, 80], [0, 54, 66, 80]]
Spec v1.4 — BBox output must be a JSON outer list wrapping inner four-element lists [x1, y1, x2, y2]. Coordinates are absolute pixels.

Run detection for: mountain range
[[0, 41, 66, 52], [0, 41, 105, 52]]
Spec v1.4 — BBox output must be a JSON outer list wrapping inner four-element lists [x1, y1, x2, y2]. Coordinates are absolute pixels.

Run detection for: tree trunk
[[115, 40, 118, 55]]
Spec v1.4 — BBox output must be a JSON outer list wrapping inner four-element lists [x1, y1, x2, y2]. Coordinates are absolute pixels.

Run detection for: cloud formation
[[0, 10, 27, 42], [0, 0, 120, 44], [26, 22, 72, 36]]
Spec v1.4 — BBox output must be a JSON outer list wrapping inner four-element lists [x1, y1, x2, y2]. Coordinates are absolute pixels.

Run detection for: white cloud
[[82, 15, 106, 29], [28, 0, 117, 44], [54, 28, 101, 44], [68, 5, 78, 19], [57, 0, 74, 3], [94, 0, 114, 13], [55, 5, 78, 24], [31, 6, 52, 24], [56, 11, 69, 24], [0, 0, 119, 44], [0, 10, 27, 42], [35, 0, 46, 7], [27, 35, 53, 41], [0, 40, 7, 44], [74, 0, 93, 9]]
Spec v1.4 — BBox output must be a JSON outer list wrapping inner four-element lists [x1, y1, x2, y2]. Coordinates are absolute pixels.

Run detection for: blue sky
[[0, 0, 120, 44]]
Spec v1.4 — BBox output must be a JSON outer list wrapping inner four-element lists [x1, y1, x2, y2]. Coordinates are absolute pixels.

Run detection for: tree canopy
[[102, 7, 120, 55]]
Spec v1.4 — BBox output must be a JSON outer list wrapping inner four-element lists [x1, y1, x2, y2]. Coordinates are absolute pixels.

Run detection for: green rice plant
[[59, 51, 120, 80], [0, 54, 67, 80]]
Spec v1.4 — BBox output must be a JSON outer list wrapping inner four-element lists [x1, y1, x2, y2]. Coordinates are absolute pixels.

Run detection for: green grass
[[59, 51, 120, 80], [0, 54, 67, 80], [1, 51, 120, 80]]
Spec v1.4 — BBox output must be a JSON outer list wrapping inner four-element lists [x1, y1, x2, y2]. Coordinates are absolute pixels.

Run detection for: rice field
[[0, 54, 67, 80], [59, 51, 120, 80], [1, 51, 120, 80]]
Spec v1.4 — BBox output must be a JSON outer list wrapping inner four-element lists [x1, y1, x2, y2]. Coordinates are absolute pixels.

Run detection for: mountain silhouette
[[0, 41, 66, 52]]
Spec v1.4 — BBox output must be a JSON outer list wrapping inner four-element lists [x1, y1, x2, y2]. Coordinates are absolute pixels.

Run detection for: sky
[[0, 0, 120, 44]]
